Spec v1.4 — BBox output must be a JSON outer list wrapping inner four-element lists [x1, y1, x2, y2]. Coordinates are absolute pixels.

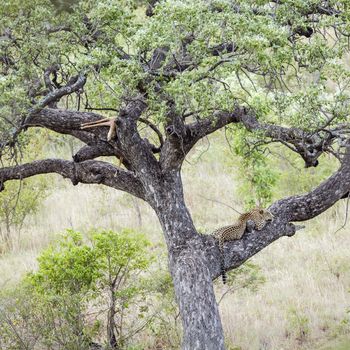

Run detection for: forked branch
[[183, 106, 337, 168], [26, 73, 87, 124]]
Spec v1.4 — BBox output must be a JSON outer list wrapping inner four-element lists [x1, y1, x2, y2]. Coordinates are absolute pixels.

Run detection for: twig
[[334, 192, 350, 234], [198, 194, 241, 215]]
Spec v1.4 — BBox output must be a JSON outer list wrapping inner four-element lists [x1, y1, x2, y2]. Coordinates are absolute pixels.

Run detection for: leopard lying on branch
[[212, 208, 273, 284]]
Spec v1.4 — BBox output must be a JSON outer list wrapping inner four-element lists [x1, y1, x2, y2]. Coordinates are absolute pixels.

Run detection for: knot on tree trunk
[[166, 125, 180, 137], [285, 223, 297, 237], [70, 163, 79, 186], [72, 153, 83, 163]]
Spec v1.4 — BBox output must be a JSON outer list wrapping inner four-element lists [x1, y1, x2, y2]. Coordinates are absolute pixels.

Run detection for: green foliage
[[230, 125, 278, 208], [1, 0, 349, 134], [92, 228, 152, 280], [0, 230, 182, 349], [25, 228, 156, 348], [0, 176, 48, 245], [28, 229, 100, 295], [1, 1, 350, 347], [140, 260, 182, 349], [1, 0, 349, 210], [28, 229, 153, 295], [0, 284, 95, 350]]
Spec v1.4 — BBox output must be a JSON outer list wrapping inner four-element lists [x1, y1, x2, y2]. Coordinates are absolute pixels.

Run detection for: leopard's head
[[254, 208, 274, 230]]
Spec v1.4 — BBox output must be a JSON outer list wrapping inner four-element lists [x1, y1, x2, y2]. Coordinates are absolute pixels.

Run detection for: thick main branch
[[178, 107, 336, 168], [205, 144, 350, 279], [0, 159, 146, 200]]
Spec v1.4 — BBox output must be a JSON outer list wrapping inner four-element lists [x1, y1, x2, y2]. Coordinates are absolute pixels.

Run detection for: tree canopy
[[1, 0, 350, 168]]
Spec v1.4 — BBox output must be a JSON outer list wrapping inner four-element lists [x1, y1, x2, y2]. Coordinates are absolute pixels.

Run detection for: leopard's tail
[[221, 258, 227, 284], [219, 239, 227, 284]]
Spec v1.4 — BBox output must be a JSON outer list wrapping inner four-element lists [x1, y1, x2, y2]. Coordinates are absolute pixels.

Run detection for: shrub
[[0, 228, 157, 349]]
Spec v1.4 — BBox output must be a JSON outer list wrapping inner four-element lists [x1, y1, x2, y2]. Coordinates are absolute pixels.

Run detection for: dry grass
[[0, 134, 350, 349], [219, 206, 350, 350]]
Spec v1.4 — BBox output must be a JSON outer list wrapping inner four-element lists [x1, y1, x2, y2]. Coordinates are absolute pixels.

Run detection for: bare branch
[[197, 194, 242, 215], [183, 106, 336, 167], [0, 159, 146, 200], [72, 144, 123, 163], [271, 145, 350, 222], [25, 73, 87, 124], [25, 108, 111, 143], [139, 117, 164, 149], [159, 102, 188, 170], [24, 102, 160, 173], [114, 98, 161, 174], [84, 106, 164, 151], [185, 108, 243, 145]]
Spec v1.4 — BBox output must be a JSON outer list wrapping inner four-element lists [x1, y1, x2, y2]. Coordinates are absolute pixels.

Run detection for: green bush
[[0, 228, 158, 349]]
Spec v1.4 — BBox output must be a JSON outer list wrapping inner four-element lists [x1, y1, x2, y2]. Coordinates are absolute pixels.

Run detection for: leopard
[[211, 208, 273, 284]]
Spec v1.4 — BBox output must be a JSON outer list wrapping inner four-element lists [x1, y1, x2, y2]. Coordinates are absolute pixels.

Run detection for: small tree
[[92, 229, 154, 349], [26, 229, 155, 349]]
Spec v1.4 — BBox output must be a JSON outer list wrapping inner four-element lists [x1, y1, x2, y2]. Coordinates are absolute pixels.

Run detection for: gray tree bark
[[150, 171, 225, 349]]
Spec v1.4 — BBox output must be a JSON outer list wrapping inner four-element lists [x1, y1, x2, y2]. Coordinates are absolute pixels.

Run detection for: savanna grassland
[[1, 132, 349, 350]]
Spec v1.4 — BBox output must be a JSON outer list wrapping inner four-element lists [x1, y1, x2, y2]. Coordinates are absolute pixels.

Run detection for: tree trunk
[[107, 287, 118, 349], [149, 171, 226, 350], [169, 247, 225, 350]]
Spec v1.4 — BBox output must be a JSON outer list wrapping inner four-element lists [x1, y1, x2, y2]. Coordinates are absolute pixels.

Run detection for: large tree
[[1, 0, 350, 348]]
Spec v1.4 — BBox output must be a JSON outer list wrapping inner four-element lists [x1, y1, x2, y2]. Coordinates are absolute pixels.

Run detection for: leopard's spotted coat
[[212, 208, 273, 283]]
